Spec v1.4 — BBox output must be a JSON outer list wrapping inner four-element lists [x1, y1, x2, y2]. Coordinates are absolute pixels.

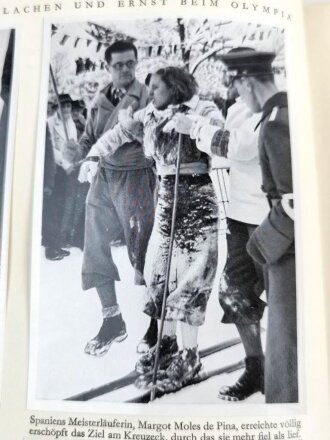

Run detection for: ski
[[126, 360, 245, 403], [65, 337, 242, 401]]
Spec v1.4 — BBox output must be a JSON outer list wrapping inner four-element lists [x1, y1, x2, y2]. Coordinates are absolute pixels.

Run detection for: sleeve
[[87, 122, 134, 158], [78, 109, 97, 158], [133, 106, 147, 124], [87, 107, 147, 158], [193, 100, 226, 155], [197, 111, 260, 161], [247, 119, 294, 265], [196, 124, 229, 157], [227, 114, 260, 162], [127, 106, 147, 143]]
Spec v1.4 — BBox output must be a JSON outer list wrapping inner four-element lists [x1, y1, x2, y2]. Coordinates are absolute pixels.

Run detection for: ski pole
[[150, 133, 183, 402], [49, 64, 69, 141]]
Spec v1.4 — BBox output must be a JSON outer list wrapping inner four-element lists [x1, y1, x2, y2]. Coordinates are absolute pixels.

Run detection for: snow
[[34, 207, 266, 404]]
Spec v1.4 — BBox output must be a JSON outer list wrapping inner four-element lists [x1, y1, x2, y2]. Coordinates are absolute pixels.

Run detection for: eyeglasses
[[110, 60, 137, 71]]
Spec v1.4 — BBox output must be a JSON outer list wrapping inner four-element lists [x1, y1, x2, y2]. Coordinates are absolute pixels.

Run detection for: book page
[[0, 0, 328, 439]]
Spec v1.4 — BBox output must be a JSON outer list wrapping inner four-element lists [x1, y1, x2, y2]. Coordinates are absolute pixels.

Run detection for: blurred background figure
[[43, 93, 77, 260], [62, 99, 89, 250], [47, 100, 57, 118], [72, 99, 87, 139]]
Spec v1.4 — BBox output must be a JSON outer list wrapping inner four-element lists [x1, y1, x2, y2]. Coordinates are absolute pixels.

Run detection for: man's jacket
[[79, 79, 152, 171], [247, 92, 294, 265]]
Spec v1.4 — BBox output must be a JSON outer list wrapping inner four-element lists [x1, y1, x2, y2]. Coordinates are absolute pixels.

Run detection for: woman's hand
[[174, 114, 194, 135]]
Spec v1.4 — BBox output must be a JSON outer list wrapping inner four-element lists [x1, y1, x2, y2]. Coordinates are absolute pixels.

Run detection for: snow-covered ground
[[34, 224, 266, 405]]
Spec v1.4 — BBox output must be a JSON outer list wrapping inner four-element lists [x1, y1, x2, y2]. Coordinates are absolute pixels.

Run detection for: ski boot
[[165, 347, 202, 388], [136, 319, 158, 354], [218, 356, 264, 401], [84, 314, 127, 357], [135, 335, 178, 375], [135, 347, 202, 392]]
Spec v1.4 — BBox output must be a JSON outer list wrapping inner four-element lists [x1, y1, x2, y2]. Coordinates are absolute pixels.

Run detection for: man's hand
[[118, 106, 135, 131], [78, 160, 98, 183]]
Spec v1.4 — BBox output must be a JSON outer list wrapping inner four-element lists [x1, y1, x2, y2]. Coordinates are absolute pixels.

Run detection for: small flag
[[60, 35, 69, 46]]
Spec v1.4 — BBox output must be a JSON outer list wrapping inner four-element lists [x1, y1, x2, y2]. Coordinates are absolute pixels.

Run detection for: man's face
[[149, 74, 173, 110], [60, 102, 72, 118], [227, 83, 239, 101], [71, 108, 79, 121], [233, 77, 262, 113], [108, 50, 137, 89]]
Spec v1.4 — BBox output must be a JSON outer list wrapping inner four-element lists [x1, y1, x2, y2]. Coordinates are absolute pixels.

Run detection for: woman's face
[[149, 74, 174, 110]]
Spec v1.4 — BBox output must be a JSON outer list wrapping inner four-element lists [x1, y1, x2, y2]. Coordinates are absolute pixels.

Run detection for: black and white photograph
[[0, 27, 16, 383], [29, 17, 298, 408]]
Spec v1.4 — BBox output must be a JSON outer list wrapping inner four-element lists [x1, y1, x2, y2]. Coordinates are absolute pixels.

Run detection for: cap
[[58, 94, 73, 104], [219, 47, 276, 85], [72, 99, 85, 109]]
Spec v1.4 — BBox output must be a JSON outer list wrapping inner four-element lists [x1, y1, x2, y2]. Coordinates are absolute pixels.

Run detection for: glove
[[173, 114, 195, 135], [78, 160, 98, 183]]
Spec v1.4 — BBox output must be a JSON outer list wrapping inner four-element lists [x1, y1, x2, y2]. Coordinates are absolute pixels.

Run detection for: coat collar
[[255, 91, 288, 130], [97, 79, 144, 111], [181, 94, 200, 110], [262, 91, 288, 118]]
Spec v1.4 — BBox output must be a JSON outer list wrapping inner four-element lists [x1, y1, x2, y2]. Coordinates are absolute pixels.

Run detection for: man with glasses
[[76, 40, 157, 357]]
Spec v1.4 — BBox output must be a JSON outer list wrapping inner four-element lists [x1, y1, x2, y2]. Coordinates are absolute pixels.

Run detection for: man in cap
[[73, 40, 157, 357], [217, 47, 297, 403]]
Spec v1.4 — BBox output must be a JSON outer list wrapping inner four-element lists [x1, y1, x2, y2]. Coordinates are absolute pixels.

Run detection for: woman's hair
[[155, 66, 198, 104]]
